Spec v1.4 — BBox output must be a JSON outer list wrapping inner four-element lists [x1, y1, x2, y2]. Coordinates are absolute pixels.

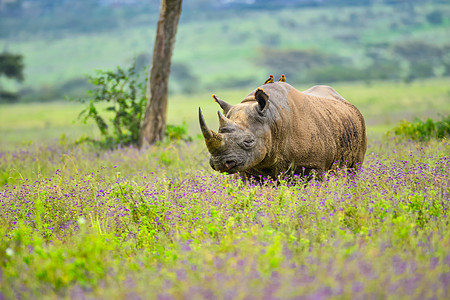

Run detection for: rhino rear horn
[[198, 107, 223, 153], [212, 94, 232, 115], [217, 110, 235, 129], [255, 88, 269, 113]]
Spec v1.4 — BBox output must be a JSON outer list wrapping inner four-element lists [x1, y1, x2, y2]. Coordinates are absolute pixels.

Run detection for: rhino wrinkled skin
[[199, 82, 367, 179]]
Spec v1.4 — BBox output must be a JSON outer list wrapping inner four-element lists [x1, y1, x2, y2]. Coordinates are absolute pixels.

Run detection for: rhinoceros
[[198, 82, 367, 179]]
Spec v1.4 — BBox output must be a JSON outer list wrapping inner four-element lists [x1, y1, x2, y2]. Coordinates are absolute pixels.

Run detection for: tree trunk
[[139, 0, 182, 146]]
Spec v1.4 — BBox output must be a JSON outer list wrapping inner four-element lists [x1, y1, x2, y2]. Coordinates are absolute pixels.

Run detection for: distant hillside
[[1, 0, 449, 102], [1, 0, 445, 38]]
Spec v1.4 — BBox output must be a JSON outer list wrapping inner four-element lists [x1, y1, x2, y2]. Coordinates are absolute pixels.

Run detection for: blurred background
[[0, 0, 449, 147]]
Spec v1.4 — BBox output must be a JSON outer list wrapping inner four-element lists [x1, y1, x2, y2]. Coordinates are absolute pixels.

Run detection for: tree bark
[[139, 0, 182, 146]]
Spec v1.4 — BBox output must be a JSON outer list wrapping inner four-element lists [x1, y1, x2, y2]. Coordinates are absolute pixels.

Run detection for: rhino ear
[[212, 94, 232, 115], [255, 88, 269, 114]]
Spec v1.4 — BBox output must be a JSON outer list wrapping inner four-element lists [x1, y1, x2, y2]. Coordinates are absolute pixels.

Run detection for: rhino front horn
[[218, 110, 235, 128], [198, 107, 223, 153]]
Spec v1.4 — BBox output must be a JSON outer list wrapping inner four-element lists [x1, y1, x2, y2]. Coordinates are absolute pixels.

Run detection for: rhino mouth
[[221, 160, 238, 173], [210, 157, 241, 174]]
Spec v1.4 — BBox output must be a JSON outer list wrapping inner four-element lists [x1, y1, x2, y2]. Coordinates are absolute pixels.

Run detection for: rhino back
[[302, 85, 347, 102]]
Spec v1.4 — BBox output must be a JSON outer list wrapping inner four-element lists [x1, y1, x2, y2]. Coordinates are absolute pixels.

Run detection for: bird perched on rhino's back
[[264, 75, 274, 84], [199, 82, 367, 180], [278, 74, 286, 82]]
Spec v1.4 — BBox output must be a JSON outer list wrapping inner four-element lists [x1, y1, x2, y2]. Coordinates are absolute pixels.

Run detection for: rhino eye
[[242, 138, 256, 149]]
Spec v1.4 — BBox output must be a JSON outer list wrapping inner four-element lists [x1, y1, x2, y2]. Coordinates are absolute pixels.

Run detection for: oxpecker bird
[[278, 74, 286, 82], [264, 75, 274, 84]]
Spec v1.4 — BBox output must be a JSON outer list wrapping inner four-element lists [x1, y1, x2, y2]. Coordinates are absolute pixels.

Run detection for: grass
[[0, 102, 98, 150], [0, 131, 449, 298], [330, 78, 450, 127]]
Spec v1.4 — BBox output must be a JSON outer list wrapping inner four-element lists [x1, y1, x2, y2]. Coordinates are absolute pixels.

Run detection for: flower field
[[0, 136, 449, 299]]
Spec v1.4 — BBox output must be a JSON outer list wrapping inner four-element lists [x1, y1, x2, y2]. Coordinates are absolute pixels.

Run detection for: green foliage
[[78, 62, 147, 148], [165, 122, 191, 142], [76, 62, 192, 148], [0, 52, 24, 81], [389, 115, 450, 141], [0, 52, 25, 103], [0, 90, 19, 103]]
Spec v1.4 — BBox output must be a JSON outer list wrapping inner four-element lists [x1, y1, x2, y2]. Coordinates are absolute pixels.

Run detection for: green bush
[[0, 52, 24, 103], [77, 62, 147, 148], [165, 122, 192, 142], [76, 62, 191, 148], [389, 115, 450, 141]]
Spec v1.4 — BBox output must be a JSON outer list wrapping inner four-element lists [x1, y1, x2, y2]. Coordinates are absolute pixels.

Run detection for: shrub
[[165, 122, 192, 142], [389, 115, 450, 141], [77, 62, 147, 148], [76, 62, 191, 148], [0, 52, 24, 103]]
